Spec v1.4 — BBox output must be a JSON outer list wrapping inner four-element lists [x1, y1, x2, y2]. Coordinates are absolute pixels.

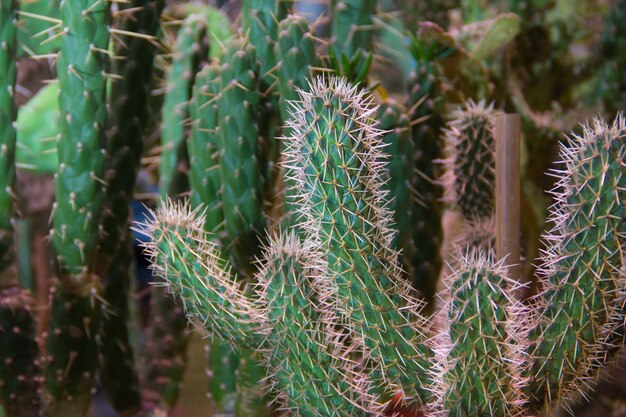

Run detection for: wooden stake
[[495, 114, 521, 283]]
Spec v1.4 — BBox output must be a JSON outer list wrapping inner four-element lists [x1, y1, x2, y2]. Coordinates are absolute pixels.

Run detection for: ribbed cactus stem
[[441, 99, 496, 222], [0, 0, 18, 275], [431, 250, 528, 417], [528, 116, 626, 412], [376, 99, 415, 271], [283, 76, 433, 406], [256, 232, 380, 416], [47, 0, 111, 411], [188, 64, 224, 234], [135, 199, 264, 348], [217, 38, 265, 273], [159, 13, 209, 199]]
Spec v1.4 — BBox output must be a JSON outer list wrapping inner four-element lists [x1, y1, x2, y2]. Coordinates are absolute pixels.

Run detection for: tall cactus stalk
[[96, 0, 164, 413], [46, 0, 111, 412], [283, 76, 433, 406], [527, 116, 626, 413], [330, 0, 377, 58]]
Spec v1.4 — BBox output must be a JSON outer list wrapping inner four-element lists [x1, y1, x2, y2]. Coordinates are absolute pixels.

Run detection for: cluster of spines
[[430, 250, 528, 417], [526, 116, 626, 413], [282, 76, 433, 405], [46, 0, 112, 411], [136, 200, 379, 415]]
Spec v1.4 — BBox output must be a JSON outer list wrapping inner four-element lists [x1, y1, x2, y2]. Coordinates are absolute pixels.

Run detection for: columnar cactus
[[527, 116, 626, 412], [46, 0, 112, 412], [330, 0, 377, 59], [282, 76, 434, 405], [216, 38, 265, 273], [0, 0, 17, 274], [96, 0, 164, 412]]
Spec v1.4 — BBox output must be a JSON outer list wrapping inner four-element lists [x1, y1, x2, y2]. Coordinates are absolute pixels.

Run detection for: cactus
[[405, 37, 447, 305], [0, 0, 18, 273], [95, 0, 164, 412], [376, 99, 416, 272], [430, 250, 528, 417], [136, 203, 380, 415], [158, 12, 209, 199], [46, 0, 112, 411], [597, 0, 626, 115], [216, 38, 265, 273], [441, 100, 497, 222], [527, 116, 626, 412], [283, 76, 433, 405], [330, 0, 377, 59]]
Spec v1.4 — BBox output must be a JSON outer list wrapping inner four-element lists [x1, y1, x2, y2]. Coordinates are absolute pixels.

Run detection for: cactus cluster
[[2, 0, 626, 416], [138, 76, 626, 416]]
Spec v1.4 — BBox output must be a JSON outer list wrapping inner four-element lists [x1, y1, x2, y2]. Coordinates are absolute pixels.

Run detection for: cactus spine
[[46, 0, 111, 411], [527, 116, 626, 412], [283, 76, 433, 405]]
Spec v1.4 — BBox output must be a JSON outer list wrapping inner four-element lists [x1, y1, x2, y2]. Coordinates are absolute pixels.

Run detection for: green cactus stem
[[0, 288, 42, 417], [159, 13, 209, 199], [431, 250, 527, 417], [441, 99, 496, 222], [376, 99, 416, 275], [255, 232, 379, 416], [405, 37, 447, 305], [0, 0, 18, 274], [283, 76, 433, 406], [273, 14, 316, 226], [527, 116, 626, 413], [216, 38, 265, 274], [47, 0, 112, 411], [206, 340, 238, 413], [330, 0, 377, 59], [95, 0, 165, 412], [188, 63, 223, 234]]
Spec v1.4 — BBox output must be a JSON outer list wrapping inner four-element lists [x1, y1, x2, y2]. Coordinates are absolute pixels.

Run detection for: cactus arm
[[405, 41, 446, 305], [159, 13, 208, 199], [441, 99, 496, 222], [283, 76, 433, 406], [46, 0, 112, 411], [273, 14, 316, 226], [256, 232, 379, 416], [376, 99, 415, 268], [135, 199, 264, 348], [188, 64, 224, 234], [216, 39, 265, 273], [431, 250, 528, 417], [95, 1, 165, 412], [0, 0, 17, 274], [527, 117, 626, 412]]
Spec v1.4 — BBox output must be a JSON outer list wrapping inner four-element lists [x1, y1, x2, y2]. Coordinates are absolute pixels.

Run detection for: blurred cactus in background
[[1, 0, 625, 416]]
